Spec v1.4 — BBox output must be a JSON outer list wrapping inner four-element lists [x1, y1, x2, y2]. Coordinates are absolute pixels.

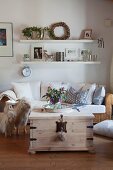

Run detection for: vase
[[31, 31, 41, 40], [50, 97, 61, 105]]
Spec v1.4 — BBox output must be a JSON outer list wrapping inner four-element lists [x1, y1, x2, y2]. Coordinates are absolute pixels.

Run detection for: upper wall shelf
[[20, 39, 97, 43]]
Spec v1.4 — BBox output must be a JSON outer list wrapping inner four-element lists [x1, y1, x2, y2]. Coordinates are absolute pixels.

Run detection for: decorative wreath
[[49, 22, 70, 40]]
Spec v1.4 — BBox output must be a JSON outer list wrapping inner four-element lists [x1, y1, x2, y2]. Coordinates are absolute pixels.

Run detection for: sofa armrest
[[105, 93, 113, 120], [0, 90, 17, 112], [0, 90, 17, 101], [93, 93, 113, 123]]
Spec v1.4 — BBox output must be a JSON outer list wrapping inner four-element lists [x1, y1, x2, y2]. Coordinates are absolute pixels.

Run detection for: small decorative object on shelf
[[48, 22, 70, 40], [43, 50, 54, 61], [80, 49, 98, 62], [80, 29, 92, 40], [23, 54, 30, 61], [65, 48, 76, 61], [98, 38, 104, 48], [56, 52, 64, 62]]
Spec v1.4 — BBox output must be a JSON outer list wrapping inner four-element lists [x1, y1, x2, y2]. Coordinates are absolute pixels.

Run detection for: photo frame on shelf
[[0, 22, 13, 57], [65, 48, 76, 61], [31, 44, 44, 61], [83, 29, 92, 39]]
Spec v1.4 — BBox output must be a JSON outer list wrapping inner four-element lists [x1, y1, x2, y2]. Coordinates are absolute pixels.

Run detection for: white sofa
[[0, 81, 109, 123]]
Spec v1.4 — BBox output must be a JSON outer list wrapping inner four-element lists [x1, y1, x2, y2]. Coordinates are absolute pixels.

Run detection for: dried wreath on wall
[[48, 22, 70, 40]]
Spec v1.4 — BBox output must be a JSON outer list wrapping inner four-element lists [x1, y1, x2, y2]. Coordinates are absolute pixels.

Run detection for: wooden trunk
[[29, 111, 94, 154]]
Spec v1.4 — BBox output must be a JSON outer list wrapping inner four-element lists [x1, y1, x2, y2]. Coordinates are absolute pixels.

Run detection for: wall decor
[[65, 48, 76, 61], [23, 54, 30, 61], [31, 44, 44, 61], [0, 22, 13, 57], [83, 29, 92, 39], [21, 66, 32, 77], [48, 22, 70, 40]]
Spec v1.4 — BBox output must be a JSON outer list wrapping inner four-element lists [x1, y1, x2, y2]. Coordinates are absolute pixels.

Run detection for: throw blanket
[[72, 104, 87, 112], [0, 90, 17, 101]]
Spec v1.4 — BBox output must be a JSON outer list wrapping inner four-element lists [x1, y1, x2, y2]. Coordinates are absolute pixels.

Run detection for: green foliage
[[22, 26, 50, 39], [43, 86, 66, 104], [22, 27, 32, 38]]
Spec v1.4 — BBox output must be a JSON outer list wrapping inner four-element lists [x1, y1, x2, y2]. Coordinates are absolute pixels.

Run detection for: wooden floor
[[0, 134, 113, 170]]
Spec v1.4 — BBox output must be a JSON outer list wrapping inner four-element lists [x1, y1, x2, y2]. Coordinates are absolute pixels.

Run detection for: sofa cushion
[[71, 83, 85, 91], [66, 87, 77, 104], [74, 89, 89, 104], [93, 86, 105, 105], [12, 82, 33, 100], [81, 83, 96, 104], [93, 120, 113, 138], [66, 84, 96, 105], [29, 81, 41, 100]]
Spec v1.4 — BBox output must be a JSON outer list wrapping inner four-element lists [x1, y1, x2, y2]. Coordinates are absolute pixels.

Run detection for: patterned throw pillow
[[66, 87, 77, 104], [74, 89, 89, 105], [93, 86, 105, 105], [66, 87, 89, 104]]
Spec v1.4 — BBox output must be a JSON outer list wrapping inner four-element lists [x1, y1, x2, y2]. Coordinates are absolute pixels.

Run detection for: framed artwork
[[65, 48, 76, 61], [31, 44, 44, 61], [0, 22, 13, 57], [83, 29, 92, 39]]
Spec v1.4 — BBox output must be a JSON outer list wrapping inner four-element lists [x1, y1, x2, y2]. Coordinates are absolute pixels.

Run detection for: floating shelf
[[21, 61, 101, 64], [20, 39, 97, 43]]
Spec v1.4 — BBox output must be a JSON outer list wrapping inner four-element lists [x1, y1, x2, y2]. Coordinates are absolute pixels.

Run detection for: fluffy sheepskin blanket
[[0, 98, 31, 136]]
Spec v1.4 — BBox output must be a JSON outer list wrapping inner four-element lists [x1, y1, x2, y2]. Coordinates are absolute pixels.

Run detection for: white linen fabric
[[12, 82, 33, 100], [29, 81, 41, 100], [94, 120, 113, 138], [76, 104, 105, 113], [0, 90, 17, 101]]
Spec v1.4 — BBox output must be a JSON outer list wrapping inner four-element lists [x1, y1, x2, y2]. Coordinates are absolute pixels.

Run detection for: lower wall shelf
[[21, 61, 101, 64]]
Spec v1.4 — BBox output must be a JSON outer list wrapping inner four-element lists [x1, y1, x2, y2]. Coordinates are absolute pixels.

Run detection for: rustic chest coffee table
[[29, 110, 94, 154]]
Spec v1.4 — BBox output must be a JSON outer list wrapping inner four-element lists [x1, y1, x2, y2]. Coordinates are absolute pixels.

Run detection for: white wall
[[0, 0, 113, 91]]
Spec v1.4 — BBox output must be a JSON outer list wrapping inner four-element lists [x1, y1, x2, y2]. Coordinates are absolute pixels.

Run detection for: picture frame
[[0, 22, 13, 57], [31, 44, 44, 61], [83, 29, 92, 39], [65, 48, 76, 61]]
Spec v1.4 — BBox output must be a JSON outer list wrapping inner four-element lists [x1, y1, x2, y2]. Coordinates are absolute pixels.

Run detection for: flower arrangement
[[43, 86, 66, 105]]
